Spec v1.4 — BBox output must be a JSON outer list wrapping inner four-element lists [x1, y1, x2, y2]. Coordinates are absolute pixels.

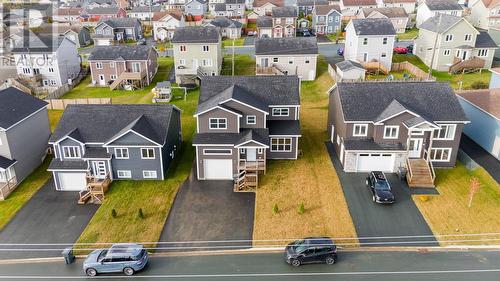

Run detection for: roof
[[255, 37, 318, 55], [0, 87, 48, 130], [479, 0, 500, 8], [0, 156, 17, 170], [49, 104, 178, 144], [48, 158, 89, 171], [100, 17, 140, 28], [333, 82, 468, 122], [257, 16, 273, 27], [253, 0, 284, 7], [419, 14, 463, 33], [193, 129, 270, 146], [88, 45, 153, 60], [335, 60, 365, 71], [424, 0, 462, 11], [362, 7, 408, 18], [129, 6, 161, 13], [214, 3, 227, 11], [54, 8, 83, 16], [11, 35, 68, 53], [272, 6, 297, 17], [314, 4, 341, 15], [171, 26, 220, 43], [226, 0, 245, 3], [209, 17, 243, 28], [268, 120, 301, 135], [350, 18, 396, 35], [82, 147, 111, 159], [152, 10, 183, 21], [344, 138, 405, 151], [383, 0, 416, 3], [457, 89, 500, 119], [475, 31, 498, 48], [85, 7, 122, 15], [297, 0, 328, 6], [156, 81, 171, 88], [342, 0, 377, 6]]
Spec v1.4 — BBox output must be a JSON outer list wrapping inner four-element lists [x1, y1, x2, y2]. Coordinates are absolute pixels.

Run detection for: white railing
[[0, 177, 18, 201]]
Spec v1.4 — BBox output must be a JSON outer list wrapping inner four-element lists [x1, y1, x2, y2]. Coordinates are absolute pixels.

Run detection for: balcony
[[449, 56, 485, 74], [0, 177, 18, 201]]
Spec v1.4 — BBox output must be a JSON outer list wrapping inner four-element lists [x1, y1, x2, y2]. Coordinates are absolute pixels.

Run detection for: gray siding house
[[193, 76, 301, 191], [185, 0, 208, 16], [312, 4, 342, 35], [92, 17, 143, 45], [327, 82, 469, 188], [297, 0, 329, 16], [0, 87, 50, 200], [48, 104, 182, 191]]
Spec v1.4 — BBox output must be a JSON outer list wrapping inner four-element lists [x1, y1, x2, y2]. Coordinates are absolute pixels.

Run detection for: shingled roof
[[342, 0, 377, 6], [475, 31, 498, 48], [253, 0, 284, 7], [11, 35, 69, 53], [88, 45, 153, 60], [171, 26, 220, 43], [0, 87, 48, 130], [351, 18, 396, 35], [314, 4, 341, 15], [255, 37, 318, 55], [100, 17, 140, 28], [419, 14, 464, 33], [272, 6, 297, 17], [257, 16, 273, 27], [209, 17, 243, 29], [362, 7, 408, 18], [424, 0, 462, 11]]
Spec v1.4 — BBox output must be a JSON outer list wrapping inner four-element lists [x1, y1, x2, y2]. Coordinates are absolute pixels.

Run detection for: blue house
[[297, 0, 328, 16], [185, 0, 208, 16], [312, 4, 342, 35]]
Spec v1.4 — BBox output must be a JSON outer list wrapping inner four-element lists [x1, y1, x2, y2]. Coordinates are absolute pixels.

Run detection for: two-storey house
[[469, 0, 500, 29], [206, 17, 243, 39], [82, 7, 127, 24], [377, 0, 416, 14], [193, 76, 301, 191], [212, 0, 246, 17], [53, 8, 84, 23], [253, 0, 284, 16], [416, 0, 462, 27], [0, 87, 50, 200], [185, 0, 208, 16], [127, 6, 162, 21], [255, 37, 318, 80], [297, 0, 329, 16], [339, 0, 377, 18], [257, 16, 274, 37], [327, 82, 469, 188], [47, 104, 182, 197], [344, 18, 396, 71], [360, 7, 409, 33], [312, 4, 342, 35], [152, 11, 185, 41], [88, 45, 158, 89], [164, 0, 187, 11], [414, 14, 497, 72], [92, 18, 143, 45], [36, 24, 92, 48], [12, 35, 81, 89], [272, 6, 298, 37], [172, 26, 222, 84]]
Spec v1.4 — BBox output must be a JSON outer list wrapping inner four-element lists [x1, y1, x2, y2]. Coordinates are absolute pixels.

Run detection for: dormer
[[53, 128, 85, 160]]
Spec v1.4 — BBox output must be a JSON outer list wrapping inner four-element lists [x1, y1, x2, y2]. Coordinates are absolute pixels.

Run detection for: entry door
[[246, 148, 257, 161], [98, 74, 105, 86], [92, 161, 107, 179], [462, 50, 468, 60], [363, 53, 368, 62], [409, 139, 423, 158], [192, 59, 198, 69], [132, 62, 141, 73], [261, 58, 269, 67]]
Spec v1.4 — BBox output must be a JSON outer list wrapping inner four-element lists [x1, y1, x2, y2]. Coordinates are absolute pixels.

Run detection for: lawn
[[48, 110, 64, 131], [221, 54, 255, 76], [396, 28, 418, 40], [222, 37, 245, 48], [253, 56, 358, 247], [413, 163, 500, 246]]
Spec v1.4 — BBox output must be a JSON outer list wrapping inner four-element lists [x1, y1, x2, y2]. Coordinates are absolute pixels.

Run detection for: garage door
[[58, 173, 87, 191], [357, 154, 394, 172], [204, 159, 233, 180]]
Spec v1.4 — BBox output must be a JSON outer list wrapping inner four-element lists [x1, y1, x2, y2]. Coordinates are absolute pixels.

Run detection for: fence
[[40, 67, 90, 100], [391, 61, 436, 81], [45, 98, 112, 110]]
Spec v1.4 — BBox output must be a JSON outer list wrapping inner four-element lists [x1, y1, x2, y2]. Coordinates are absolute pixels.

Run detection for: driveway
[[159, 171, 255, 251], [460, 135, 500, 183], [316, 35, 331, 43], [325, 142, 438, 247], [0, 179, 99, 260], [243, 36, 255, 46]]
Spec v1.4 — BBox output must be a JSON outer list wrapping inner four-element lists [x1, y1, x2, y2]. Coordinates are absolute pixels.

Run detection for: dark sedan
[[366, 171, 395, 204], [284, 237, 337, 267]]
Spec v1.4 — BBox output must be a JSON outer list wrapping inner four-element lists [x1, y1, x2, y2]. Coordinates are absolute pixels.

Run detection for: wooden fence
[[391, 61, 436, 81], [45, 98, 112, 110]]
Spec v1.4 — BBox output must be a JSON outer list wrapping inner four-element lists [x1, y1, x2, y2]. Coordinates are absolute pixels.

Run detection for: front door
[[409, 139, 423, 158], [92, 161, 107, 179], [462, 50, 468, 60], [132, 62, 141, 73], [261, 58, 269, 67], [363, 53, 368, 62], [98, 74, 105, 86], [246, 148, 257, 161]]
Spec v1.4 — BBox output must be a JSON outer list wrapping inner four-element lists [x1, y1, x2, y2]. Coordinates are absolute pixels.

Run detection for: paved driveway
[[325, 143, 438, 247], [0, 179, 98, 260], [243, 36, 255, 46], [160, 172, 255, 251]]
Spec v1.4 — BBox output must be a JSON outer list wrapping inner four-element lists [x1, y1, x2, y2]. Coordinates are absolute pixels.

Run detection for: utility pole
[[428, 13, 442, 80], [232, 38, 235, 76]]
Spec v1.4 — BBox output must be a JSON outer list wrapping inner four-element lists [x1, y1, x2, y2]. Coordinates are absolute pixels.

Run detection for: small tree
[[468, 177, 481, 208], [138, 208, 145, 219], [298, 203, 305, 215], [273, 203, 279, 214], [111, 209, 117, 218]]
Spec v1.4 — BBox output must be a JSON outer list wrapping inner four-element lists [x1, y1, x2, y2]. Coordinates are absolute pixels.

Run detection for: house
[[36, 24, 92, 48], [257, 15, 273, 37], [414, 14, 497, 72], [47, 104, 182, 195], [85, 0, 119, 9], [53, 8, 84, 23], [171, 26, 222, 84], [333, 60, 366, 81], [469, 0, 500, 29], [255, 37, 318, 80], [360, 7, 409, 33], [327, 82, 469, 187], [488, 24, 500, 58], [185, 0, 208, 16], [0, 87, 50, 200], [344, 18, 396, 71], [92, 18, 143, 45], [82, 7, 127, 24], [152, 10, 185, 41], [253, 0, 284, 16], [88, 45, 158, 89], [377, 0, 416, 14], [212, 0, 246, 17], [193, 76, 301, 190], [12, 35, 81, 89], [127, 6, 162, 21], [272, 6, 298, 38], [339, 0, 377, 18], [416, 0, 462, 27], [297, 0, 329, 16], [312, 4, 342, 35], [206, 17, 243, 39], [165, 0, 188, 11]]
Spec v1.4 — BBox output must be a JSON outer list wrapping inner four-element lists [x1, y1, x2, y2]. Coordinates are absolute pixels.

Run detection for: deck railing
[[0, 177, 18, 201]]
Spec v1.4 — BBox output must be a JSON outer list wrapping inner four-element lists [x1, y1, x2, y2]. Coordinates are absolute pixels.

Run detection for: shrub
[[298, 203, 305, 215], [470, 81, 488, 90], [273, 203, 279, 214], [111, 209, 117, 218], [138, 208, 145, 219]]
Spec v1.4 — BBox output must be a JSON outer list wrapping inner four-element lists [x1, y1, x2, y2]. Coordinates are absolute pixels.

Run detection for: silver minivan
[[83, 244, 148, 276]]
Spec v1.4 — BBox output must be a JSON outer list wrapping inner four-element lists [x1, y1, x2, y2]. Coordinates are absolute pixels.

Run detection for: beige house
[[253, 0, 284, 16], [469, 0, 500, 29], [360, 7, 409, 33]]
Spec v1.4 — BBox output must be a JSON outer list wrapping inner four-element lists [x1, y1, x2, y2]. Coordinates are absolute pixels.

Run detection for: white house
[[339, 0, 378, 18], [152, 11, 185, 41], [377, 0, 417, 14], [469, 0, 500, 29], [416, 0, 463, 27]]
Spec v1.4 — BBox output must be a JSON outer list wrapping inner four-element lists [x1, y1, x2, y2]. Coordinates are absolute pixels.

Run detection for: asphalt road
[[0, 251, 499, 280]]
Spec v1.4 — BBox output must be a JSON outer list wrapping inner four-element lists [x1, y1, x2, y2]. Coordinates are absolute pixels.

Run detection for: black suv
[[284, 237, 337, 267], [366, 171, 395, 204]]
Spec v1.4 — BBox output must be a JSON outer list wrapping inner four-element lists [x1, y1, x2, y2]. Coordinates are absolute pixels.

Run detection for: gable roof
[[253, 0, 284, 7], [424, 0, 462, 11], [171, 26, 220, 43], [335, 60, 365, 71], [255, 37, 318, 55], [257, 15, 273, 27], [314, 4, 341, 15], [475, 31, 498, 48], [100, 17, 140, 28], [54, 8, 83, 16], [334, 82, 468, 122], [272, 6, 298, 17], [419, 14, 466, 33], [350, 18, 396, 35], [88, 45, 153, 60], [84, 7, 122, 15], [479, 0, 500, 8], [383, 0, 416, 3], [457, 89, 500, 119], [129, 6, 161, 13], [0, 87, 48, 130], [11, 35, 68, 53], [297, 0, 328, 6], [362, 7, 408, 18], [49, 104, 177, 144], [152, 10, 183, 21], [209, 17, 243, 28], [342, 0, 377, 6]]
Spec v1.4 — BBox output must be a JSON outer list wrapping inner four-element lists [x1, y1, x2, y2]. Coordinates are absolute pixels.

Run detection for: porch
[[0, 177, 17, 201], [234, 160, 266, 192], [449, 56, 485, 74], [109, 69, 148, 90], [406, 157, 436, 188], [404, 126, 438, 188], [78, 173, 112, 204]]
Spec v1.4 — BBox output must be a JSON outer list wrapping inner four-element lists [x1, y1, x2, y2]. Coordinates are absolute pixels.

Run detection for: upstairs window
[[272, 108, 289, 116], [96, 62, 103, 69], [63, 146, 81, 159], [478, 49, 488, 57], [383, 126, 399, 139], [353, 124, 368, 137], [179, 45, 187, 52], [382, 37, 387, 45], [114, 148, 129, 159], [464, 34, 472, 42], [209, 118, 227, 129], [445, 34, 453, 42], [246, 115, 256, 125], [141, 148, 155, 159], [363, 38, 368, 45], [202, 45, 209, 52], [433, 124, 456, 140]]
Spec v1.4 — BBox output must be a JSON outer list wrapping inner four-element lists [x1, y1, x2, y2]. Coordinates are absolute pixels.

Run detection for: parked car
[[365, 171, 395, 204], [247, 30, 255, 36], [284, 237, 338, 267], [337, 47, 344, 56], [393, 46, 408, 54], [136, 38, 147, 45], [407, 44, 414, 53], [83, 244, 148, 277]]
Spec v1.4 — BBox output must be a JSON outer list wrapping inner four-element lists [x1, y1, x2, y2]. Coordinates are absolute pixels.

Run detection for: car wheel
[[86, 268, 97, 277], [123, 267, 135, 276], [325, 256, 336, 265], [291, 259, 301, 267], [372, 195, 376, 202]]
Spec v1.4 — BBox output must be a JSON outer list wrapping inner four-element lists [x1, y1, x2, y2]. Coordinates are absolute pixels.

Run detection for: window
[[273, 57, 279, 63], [272, 108, 289, 116], [271, 138, 292, 152], [117, 170, 131, 178], [179, 45, 187, 52], [383, 37, 387, 45], [202, 45, 209, 52], [305, 57, 310, 64], [433, 124, 456, 140], [381, 53, 387, 58], [276, 18, 281, 24], [286, 17, 293, 24], [96, 62, 103, 69], [143, 170, 157, 178], [478, 49, 488, 57], [430, 148, 452, 162], [141, 148, 155, 159], [464, 34, 472, 41], [114, 148, 129, 159], [209, 118, 227, 129], [202, 59, 212, 66], [179, 59, 186, 66], [203, 149, 232, 155], [50, 80, 57, 85], [48, 67, 54, 73], [353, 124, 368, 137], [110, 74, 117, 80], [257, 148, 263, 154], [22, 68, 30, 74], [443, 49, 451, 56], [240, 148, 245, 154], [109, 62, 114, 68], [246, 115, 256, 125], [288, 57, 294, 64], [363, 38, 368, 45], [384, 126, 399, 139], [63, 146, 80, 159], [445, 34, 453, 42]]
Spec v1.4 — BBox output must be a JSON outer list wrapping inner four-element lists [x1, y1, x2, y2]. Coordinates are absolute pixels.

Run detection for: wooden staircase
[[78, 174, 111, 204], [406, 158, 435, 188], [109, 71, 145, 90], [449, 56, 485, 74], [233, 160, 265, 192]]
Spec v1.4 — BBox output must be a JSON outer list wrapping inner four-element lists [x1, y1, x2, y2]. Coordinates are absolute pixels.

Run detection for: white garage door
[[357, 153, 394, 172], [58, 173, 87, 191], [204, 159, 233, 180]]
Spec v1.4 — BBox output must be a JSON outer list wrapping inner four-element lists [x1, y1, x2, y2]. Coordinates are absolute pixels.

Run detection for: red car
[[393, 47, 408, 54]]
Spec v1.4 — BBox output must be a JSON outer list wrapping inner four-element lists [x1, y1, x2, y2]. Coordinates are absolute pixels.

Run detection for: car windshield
[[291, 240, 307, 253], [97, 250, 107, 262], [375, 180, 391, 190]]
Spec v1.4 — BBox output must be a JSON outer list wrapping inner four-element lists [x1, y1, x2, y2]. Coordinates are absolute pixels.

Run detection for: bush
[[298, 203, 305, 215], [470, 81, 488, 89], [111, 209, 117, 218], [273, 203, 279, 214], [138, 208, 144, 219]]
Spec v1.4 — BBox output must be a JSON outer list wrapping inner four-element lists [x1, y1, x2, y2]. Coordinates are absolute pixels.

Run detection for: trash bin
[[62, 247, 75, 264], [398, 166, 407, 181]]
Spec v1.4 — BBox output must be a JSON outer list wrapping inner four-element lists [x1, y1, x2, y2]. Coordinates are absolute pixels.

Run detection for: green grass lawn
[[222, 38, 245, 48], [221, 54, 255, 76], [396, 28, 418, 40]]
